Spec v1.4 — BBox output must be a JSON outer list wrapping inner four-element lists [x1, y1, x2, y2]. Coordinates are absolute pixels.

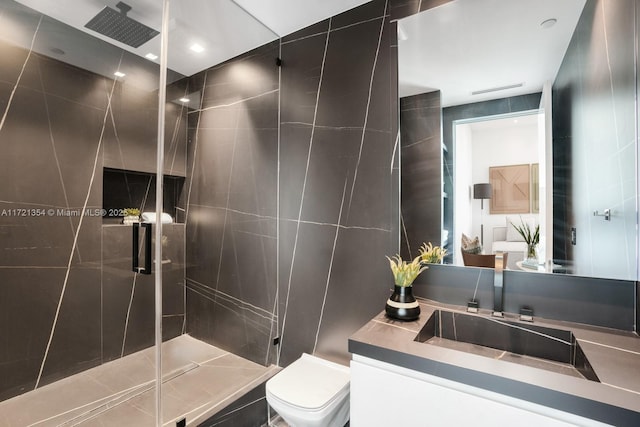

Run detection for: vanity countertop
[[348, 299, 640, 426]]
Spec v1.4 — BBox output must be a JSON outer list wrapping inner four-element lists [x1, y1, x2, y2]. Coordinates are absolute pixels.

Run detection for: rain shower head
[[85, 1, 159, 48]]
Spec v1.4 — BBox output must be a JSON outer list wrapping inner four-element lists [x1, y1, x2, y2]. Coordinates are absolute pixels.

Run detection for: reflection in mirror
[[453, 111, 544, 271], [398, 0, 637, 281]]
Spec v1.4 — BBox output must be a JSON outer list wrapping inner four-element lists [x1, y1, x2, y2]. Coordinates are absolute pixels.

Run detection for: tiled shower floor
[[0, 335, 278, 426]]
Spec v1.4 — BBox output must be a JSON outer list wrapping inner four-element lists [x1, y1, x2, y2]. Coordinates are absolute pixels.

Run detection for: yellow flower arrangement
[[419, 242, 447, 264], [386, 254, 427, 287]]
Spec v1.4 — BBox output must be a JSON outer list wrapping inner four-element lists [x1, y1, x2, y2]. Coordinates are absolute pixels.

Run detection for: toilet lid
[[267, 354, 350, 410]]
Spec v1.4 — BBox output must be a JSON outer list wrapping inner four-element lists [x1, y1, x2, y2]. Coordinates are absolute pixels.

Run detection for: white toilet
[[266, 353, 350, 427]]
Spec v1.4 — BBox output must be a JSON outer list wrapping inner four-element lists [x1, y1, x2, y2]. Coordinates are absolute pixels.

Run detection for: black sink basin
[[415, 310, 600, 382]]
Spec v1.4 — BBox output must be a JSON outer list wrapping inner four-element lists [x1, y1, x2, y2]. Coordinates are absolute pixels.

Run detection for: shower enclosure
[[0, 0, 399, 424], [0, 0, 281, 424]]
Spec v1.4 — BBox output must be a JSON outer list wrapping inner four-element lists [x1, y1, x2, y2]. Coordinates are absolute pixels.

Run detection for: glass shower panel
[[0, 0, 282, 423], [0, 0, 163, 423], [162, 0, 280, 424]]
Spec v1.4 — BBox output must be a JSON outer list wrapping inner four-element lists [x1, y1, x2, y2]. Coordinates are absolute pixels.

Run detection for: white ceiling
[[234, 0, 372, 36], [3, 0, 587, 104], [398, 0, 586, 107], [11, 0, 371, 80]]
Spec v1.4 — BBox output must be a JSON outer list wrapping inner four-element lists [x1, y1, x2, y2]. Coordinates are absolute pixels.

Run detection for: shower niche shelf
[[102, 167, 185, 224]]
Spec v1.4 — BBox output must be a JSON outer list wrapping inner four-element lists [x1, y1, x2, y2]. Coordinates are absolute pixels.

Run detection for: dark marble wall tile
[[0, 207, 75, 267], [36, 54, 111, 111], [367, 14, 394, 134], [0, 268, 65, 401], [103, 83, 158, 174], [276, 0, 395, 367], [185, 205, 224, 287], [278, 123, 313, 219], [390, 20, 401, 258], [38, 267, 102, 387], [400, 91, 442, 260], [279, 25, 329, 220], [0, 71, 106, 267], [502, 272, 634, 331], [185, 0, 397, 369], [298, 128, 361, 224], [413, 265, 495, 310], [389, 0, 421, 21], [281, 20, 329, 44], [345, 12, 396, 231], [185, 42, 280, 366], [101, 226, 138, 362], [163, 315, 184, 340], [280, 31, 326, 126], [316, 18, 385, 128], [102, 85, 188, 177], [277, 222, 339, 365], [345, 130, 394, 229], [0, 30, 110, 398], [186, 279, 277, 365], [73, 215, 103, 265], [119, 272, 156, 357], [211, 213, 277, 311], [413, 266, 635, 331], [161, 225, 186, 318], [102, 225, 185, 361], [200, 41, 279, 108], [0, 85, 75, 208], [204, 211, 278, 354], [332, 0, 388, 30], [313, 228, 395, 362], [0, 22, 186, 400], [0, 37, 40, 89], [164, 80, 190, 177], [187, 129, 237, 209], [227, 125, 279, 216]]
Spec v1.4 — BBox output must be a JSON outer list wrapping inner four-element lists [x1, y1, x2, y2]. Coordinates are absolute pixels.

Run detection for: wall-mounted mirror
[[398, 0, 637, 281]]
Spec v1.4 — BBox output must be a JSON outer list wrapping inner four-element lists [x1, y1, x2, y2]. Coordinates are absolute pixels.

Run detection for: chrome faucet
[[492, 251, 505, 317]]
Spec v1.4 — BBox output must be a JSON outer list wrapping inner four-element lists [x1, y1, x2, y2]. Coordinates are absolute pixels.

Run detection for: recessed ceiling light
[[145, 53, 158, 60], [540, 18, 557, 29], [114, 71, 126, 78], [179, 98, 190, 103], [189, 43, 204, 53]]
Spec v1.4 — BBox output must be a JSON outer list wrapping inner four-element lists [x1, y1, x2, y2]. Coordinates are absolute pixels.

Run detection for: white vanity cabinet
[[350, 355, 609, 426]]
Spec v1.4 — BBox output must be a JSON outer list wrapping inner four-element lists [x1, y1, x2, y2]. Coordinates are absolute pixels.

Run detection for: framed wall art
[[489, 164, 530, 214]]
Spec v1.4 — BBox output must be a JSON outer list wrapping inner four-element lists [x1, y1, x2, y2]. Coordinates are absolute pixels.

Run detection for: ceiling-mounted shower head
[[84, 1, 159, 48]]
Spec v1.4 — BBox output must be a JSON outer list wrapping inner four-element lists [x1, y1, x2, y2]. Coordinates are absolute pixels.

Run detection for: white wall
[[540, 82, 553, 265], [454, 113, 540, 264], [453, 124, 473, 265]]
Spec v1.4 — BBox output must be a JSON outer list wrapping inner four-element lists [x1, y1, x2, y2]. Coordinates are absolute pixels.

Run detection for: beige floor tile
[[0, 335, 275, 426]]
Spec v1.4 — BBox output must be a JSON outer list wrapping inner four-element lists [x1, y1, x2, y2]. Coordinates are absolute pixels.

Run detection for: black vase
[[385, 285, 420, 321]]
